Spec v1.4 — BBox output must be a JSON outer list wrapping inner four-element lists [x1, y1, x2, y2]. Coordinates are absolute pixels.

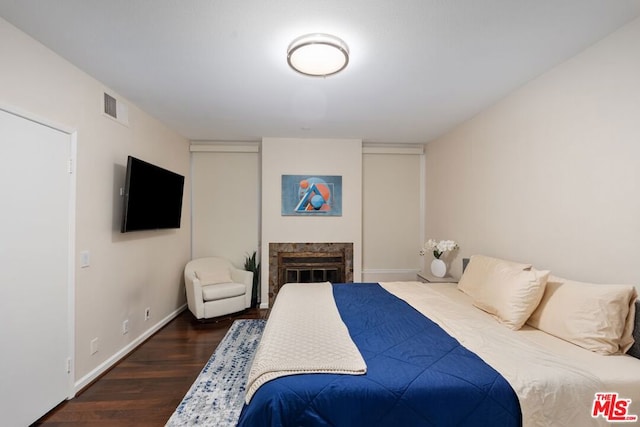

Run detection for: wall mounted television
[[121, 156, 185, 233]]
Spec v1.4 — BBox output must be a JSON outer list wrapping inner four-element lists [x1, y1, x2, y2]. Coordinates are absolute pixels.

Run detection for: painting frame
[[281, 174, 342, 216]]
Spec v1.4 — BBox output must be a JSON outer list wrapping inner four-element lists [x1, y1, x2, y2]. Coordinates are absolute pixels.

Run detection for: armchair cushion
[[195, 268, 233, 286], [184, 256, 253, 319], [202, 282, 246, 302]]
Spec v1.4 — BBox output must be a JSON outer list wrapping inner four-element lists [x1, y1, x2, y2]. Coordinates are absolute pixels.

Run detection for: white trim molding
[[190, 141, 260, 153], [361, 268, 421, 275], [362, 143, 425, 155], [361, 268, 422, 283], [74, 304, 187, 394]]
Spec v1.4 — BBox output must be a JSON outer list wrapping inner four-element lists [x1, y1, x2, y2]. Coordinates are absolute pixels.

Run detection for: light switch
[[80, 250, 90, 268]]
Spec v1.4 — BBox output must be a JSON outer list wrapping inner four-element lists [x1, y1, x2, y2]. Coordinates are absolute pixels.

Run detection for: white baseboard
[[361, 269, 420, 282], [361, 268, 420, 274], [73, 303, 187, 394]]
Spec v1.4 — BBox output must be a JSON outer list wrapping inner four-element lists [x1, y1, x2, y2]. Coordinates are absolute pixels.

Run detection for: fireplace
[[269, 242, 353, 306]]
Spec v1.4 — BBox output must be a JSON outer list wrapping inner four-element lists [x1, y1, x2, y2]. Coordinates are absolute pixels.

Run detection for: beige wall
[[362, 152, 424, 281], [0, 18, 190, 389], [191, 147, 260, 268], [261, 137, 363, 307], [425, 17, 640, 285]]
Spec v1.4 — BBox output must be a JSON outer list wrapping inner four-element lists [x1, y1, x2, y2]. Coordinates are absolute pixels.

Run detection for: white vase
[[430, 259, 447, 278]]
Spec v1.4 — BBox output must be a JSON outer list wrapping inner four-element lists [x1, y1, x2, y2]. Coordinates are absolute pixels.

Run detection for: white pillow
[[457, 255, 547, 330], [527, 276, 638, 354], [458, 255, 532, 301], [195, 268, 233, 286], [472, 267, 549, 330]]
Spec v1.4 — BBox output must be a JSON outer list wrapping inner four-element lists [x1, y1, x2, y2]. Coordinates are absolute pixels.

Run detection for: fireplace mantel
[[268, 242, 353, 307]]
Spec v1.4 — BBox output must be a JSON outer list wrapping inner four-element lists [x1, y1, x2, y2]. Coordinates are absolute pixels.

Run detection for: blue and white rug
[[166, 319, 266, 426]]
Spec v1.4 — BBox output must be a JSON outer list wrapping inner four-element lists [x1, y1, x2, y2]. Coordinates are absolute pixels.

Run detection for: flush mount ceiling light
[[287, 33, 349, 77]]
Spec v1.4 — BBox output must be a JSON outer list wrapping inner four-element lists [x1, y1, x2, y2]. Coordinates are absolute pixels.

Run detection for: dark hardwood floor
[[33, 308, 266, 426]]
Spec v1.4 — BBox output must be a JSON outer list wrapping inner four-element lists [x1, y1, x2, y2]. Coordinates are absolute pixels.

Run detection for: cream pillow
[[458, 254, 532, 301], [527, 276, 638, 354], [471, 267, 550, 330], [195, 268, 233, 286]]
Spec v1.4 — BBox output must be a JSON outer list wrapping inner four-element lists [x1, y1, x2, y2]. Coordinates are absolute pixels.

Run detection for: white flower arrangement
[[420, 239, 459, 259]]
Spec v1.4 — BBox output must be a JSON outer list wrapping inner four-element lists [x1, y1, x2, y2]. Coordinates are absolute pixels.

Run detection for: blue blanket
[[237, 283, 521, 426]]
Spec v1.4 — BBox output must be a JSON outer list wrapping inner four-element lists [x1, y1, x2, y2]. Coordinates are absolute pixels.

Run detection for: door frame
[[0, 103, 77, 399]]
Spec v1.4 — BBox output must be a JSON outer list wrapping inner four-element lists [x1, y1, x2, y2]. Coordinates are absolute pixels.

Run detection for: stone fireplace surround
[[268, 242, 354, 307]]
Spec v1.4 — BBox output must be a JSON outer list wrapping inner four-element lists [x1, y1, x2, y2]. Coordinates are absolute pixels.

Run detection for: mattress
[[238, 283, 521, 426]]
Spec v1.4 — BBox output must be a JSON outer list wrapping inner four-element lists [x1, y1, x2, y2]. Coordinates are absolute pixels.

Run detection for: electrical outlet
[[122, 319, 129, 335], [90, 338, 98, 355], [80, 250, 90, 268], [144, 307, 150, 321]]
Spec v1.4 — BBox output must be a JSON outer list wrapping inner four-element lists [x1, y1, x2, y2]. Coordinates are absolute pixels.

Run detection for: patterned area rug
[[166, 319, 266, 426]]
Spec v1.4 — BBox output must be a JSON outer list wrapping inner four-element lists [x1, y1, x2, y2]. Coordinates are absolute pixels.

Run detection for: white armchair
[[184, 257, 253, 319]]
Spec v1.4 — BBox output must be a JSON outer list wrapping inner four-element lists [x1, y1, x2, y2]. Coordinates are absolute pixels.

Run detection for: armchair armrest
[[184, 270, 206, 319], [231, 268, 254, 308]]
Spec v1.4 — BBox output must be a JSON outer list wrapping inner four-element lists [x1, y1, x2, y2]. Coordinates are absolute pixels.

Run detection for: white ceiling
[[1, 1, 639, 143]]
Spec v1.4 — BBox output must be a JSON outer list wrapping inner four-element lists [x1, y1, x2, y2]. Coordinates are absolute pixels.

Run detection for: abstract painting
[[281, 175, 342, 216]]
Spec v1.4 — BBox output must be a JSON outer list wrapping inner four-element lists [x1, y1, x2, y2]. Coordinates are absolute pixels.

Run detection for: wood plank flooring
[[33, 308, 265, 426]]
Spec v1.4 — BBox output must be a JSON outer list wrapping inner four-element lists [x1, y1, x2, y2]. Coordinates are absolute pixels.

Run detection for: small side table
[[417, 271, 457, 283]]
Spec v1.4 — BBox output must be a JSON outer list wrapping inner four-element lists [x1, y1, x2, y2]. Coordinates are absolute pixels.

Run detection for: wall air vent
[[102, 91, 129, 127], [104, 93, 117, 119]]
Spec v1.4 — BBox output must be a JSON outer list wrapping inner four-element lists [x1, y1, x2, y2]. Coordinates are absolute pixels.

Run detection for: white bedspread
[[244, 282, 366, 403], [380, 281, 640, 427]]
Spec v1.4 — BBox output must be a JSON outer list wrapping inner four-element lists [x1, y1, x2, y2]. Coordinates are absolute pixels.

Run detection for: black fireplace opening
[[278, 252, 345, 285], [286, 267, 340, 283]]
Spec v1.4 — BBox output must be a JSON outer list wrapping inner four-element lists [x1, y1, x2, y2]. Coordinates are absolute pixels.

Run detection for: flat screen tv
[[121, 156, 185, 233]]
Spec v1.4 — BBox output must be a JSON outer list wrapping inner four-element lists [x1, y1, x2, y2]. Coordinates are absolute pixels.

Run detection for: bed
[[237, 256, 640, 427]]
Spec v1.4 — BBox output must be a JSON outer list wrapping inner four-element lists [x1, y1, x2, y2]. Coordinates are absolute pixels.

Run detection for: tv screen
[[121, 156, 185, 233]]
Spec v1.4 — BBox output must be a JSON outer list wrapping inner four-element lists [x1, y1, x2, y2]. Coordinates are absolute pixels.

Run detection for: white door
[[0, 109, 73, 426]]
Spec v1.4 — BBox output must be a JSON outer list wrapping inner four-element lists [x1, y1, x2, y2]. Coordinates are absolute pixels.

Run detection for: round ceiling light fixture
[[287, 33, 349, 77]]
